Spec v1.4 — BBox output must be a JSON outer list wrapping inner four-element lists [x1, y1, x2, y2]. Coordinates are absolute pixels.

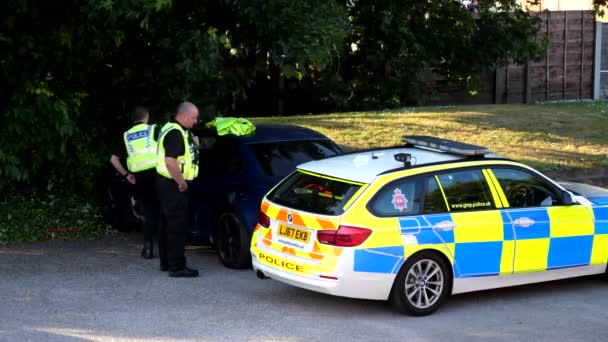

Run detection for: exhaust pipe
[[256, 270, 270, 279]]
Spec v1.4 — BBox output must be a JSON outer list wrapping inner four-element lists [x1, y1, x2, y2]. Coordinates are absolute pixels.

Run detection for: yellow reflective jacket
[[123, 123, 158, 173], [206, 117, 256, 136], [156, 122, 199, 181]]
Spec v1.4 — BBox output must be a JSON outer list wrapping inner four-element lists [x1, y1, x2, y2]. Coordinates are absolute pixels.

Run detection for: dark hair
[[131, 106, 149, 122]]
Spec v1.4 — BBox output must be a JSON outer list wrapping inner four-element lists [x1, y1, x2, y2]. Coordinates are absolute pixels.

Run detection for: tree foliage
[[593, 0, 608, 16], [318, 0, 548, 109], [1, 0, 556, 194]]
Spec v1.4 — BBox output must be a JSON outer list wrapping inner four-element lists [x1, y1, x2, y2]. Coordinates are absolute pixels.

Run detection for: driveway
[[1, 234, 607, 342]]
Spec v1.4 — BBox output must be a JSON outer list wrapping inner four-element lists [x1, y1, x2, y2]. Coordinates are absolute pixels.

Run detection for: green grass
[[252, 101, 608, 172]]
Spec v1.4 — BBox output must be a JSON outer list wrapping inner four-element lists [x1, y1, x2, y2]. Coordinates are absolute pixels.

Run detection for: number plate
[[278, 224, 311, 243]]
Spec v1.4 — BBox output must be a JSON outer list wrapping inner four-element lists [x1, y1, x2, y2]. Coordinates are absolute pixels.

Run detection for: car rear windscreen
[[249, 140, 341, 177], [267, 171, 362, 216]]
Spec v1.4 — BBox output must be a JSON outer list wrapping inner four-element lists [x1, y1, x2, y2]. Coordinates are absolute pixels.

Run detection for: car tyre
[[216, 212, 252, 269], [390, 251, 452, 316]]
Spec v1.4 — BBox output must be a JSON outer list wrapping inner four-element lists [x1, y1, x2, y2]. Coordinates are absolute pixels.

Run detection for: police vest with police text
[[123, 123, 158, 173], [156, 122, 199, 181]]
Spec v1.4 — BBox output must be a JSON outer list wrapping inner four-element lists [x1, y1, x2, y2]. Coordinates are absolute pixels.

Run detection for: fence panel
[[431, 10, 596, 105]]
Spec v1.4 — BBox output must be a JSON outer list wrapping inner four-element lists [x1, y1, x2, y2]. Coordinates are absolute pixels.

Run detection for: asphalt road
[[1, 234, 607, 342]]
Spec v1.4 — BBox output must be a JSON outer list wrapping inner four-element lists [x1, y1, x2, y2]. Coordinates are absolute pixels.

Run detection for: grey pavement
[[1, 234, 607, 342]]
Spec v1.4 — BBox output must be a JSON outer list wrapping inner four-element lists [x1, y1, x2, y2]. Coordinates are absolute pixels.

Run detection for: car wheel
[[390, 251, 452, 316], [216, 212, 251, 269]]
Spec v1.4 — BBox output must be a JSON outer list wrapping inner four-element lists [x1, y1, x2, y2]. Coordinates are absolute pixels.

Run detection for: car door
[[191, 137, 245, 238], [367, 174, 451, 275], [488, 167, 595, 273], [430, 168, 509, 278], [370, 168, 510, 279]]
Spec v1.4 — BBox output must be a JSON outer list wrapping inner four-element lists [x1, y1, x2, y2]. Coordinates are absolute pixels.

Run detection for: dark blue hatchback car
[[188, 123, 342, 268], [102, 124, 342, 268]]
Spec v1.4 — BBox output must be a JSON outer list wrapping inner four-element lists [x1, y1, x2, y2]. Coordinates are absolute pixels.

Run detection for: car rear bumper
[[251, 248, 395, 301]]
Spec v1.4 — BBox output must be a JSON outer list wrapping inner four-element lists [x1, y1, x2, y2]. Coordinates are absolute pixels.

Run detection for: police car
[[250, 136, 608, 316]]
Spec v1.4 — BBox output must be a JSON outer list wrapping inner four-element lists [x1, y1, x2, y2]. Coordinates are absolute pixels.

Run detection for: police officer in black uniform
[[156, 101, 200, 277], [110, 106, 160, 259]]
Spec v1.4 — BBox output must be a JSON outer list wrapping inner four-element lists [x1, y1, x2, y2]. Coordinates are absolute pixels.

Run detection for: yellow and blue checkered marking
[[593, 206, 608, 234], [547, 235, 594, 269], [353, 246, 404, 274], [454, 241, 503, 277], [422, 214, 455, 244], [398, 217, 423, 235], [398, 214, 455, 244], [506, 208, 551, 240], [352, 204, 608, 277], [502, 211, 515, 240]]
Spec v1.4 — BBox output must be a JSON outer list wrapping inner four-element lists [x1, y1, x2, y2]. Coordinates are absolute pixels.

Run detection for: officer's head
[[131, 106, 149, 123], [175, 101, 199, 129]]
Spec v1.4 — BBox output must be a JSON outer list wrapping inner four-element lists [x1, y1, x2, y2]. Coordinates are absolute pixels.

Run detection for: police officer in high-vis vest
[[110, 106, 160, 259], [156, 101, 200, 278]]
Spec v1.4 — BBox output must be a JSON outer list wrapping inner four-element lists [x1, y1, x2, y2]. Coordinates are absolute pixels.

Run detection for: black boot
[[141, 240, 154, 259], [168, 266, 199, 278]]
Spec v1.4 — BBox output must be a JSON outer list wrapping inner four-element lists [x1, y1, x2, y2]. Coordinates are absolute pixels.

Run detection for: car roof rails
[[402, 135, 491, 157]]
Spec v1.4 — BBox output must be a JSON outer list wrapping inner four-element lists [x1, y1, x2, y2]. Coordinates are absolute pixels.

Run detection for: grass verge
[[0, 194, 114, 244], [252, 101, 608, 172]]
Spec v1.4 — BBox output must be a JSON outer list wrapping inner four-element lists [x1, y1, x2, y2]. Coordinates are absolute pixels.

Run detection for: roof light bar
[[402, 135, 491, 156]]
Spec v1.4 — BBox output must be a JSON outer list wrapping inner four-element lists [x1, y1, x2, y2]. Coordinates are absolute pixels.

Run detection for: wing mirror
[[561, 190, 578, 205]]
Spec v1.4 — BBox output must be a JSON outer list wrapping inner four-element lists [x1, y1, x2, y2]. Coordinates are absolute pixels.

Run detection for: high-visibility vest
[[156, 122, 199, 181], [123, 123, 158, 173], [206, 117, 256, 136]]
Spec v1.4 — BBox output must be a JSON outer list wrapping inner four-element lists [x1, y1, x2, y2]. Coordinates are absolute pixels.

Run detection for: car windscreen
[[248, 140, 341, 177], [267, 171, 362, 216]]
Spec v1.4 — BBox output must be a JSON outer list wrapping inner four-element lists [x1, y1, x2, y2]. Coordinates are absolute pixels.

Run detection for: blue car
[[189, 124, 343, 268]]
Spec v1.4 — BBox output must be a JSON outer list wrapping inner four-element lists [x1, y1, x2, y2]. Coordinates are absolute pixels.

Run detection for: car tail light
[[258, 211, 270, 228], [317, 225, 372, 247]]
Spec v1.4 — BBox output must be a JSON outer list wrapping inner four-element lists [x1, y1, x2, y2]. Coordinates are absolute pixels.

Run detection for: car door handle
[[513, 217, 535, 228], [434, 220, 457, 231]]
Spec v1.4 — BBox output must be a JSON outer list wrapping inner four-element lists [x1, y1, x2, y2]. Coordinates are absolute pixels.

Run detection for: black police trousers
[[134, 170, 159, 244], [156, 175, 189, 271]]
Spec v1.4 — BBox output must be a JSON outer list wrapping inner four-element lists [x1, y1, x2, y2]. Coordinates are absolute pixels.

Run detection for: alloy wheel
[[404, 259, 444, 309]]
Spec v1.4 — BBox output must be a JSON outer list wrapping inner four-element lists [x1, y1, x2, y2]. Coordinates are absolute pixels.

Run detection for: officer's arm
[[110, 155, 128, 175], [110, 155, 135, 184], [165, 157, 186, 186]]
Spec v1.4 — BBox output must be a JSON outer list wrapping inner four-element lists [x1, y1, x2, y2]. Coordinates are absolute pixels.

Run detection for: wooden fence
[[430, 10, 597, 105], [601, 22, 608, 98]]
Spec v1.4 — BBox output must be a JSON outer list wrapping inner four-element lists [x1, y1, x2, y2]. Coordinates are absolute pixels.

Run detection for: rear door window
[[423, 176, 449, 214], [267, 171, 362, 216], [199, 138, 243, 175], [368, 177, 423, 216], [249, 140, 341, 177], [434, 169, 496, 212], [368, 175, 449, 217]]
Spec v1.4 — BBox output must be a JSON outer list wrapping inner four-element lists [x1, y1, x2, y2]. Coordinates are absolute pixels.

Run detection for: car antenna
[[371, 151, 378, 159]]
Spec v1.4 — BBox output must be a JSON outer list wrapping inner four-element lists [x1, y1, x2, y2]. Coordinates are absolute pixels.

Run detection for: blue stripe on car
[[453, 241, 503, 277], [547, 235, 594, 269], [353, 246, 404, 273]]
